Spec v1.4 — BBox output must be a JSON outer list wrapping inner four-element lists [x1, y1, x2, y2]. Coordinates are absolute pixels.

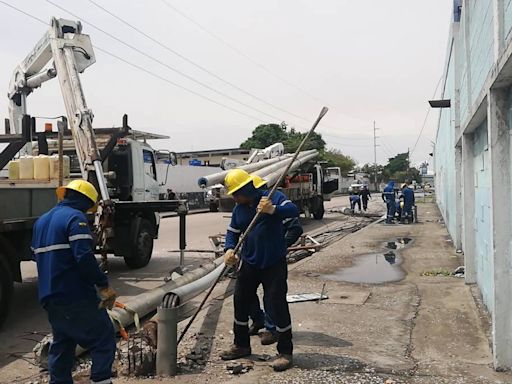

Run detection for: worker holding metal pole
[[32, 180, 117, 384], [220, 169, 299, 371]]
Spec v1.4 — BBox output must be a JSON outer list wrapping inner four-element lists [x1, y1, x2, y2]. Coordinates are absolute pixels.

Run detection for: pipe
[[257, 152, 319, 186], [109, 257, 225, 327], [198, 150, 317, 188], [197, 154, 293, 188], [253, 150, 318, 178]]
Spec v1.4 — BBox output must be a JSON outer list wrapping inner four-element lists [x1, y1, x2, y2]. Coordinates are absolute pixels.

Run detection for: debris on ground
[[226, 361, 253, 375], [33, 334, 53, 369], [453, 265, 465, 277], [286, 293, 329, 303], [116, 333, 156, 377]]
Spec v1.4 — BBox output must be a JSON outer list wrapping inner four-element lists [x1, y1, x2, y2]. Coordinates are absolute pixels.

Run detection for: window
[[143, 150, 157, 180]]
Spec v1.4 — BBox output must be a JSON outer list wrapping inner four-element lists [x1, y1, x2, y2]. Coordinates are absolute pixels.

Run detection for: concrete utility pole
[[373, 121, 379, 192]]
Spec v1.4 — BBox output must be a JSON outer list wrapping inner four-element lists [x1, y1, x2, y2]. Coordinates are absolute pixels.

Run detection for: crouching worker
[[220, 169, 298, 372], [32, 180, 117, 384]]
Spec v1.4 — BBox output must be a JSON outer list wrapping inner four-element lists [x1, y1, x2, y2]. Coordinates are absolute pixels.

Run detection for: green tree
[[382, 152, 421, 183], [284, 130, 326, 152], [240, 123, 287, 149], [319, 148, 355, 175]]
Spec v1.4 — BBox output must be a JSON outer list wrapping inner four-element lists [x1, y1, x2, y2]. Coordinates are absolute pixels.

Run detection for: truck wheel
[[124, 220, 154, 269], [0, 254, 13, 327], [312, 198, 325, 220]]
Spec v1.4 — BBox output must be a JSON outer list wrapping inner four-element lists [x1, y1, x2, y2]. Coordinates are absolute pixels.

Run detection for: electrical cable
[[45, 0, 288, 123], [88, 0, 329, 125], [0, 1, 268, 124], [410, 76, 443, 158], [160, 0, 331, 106]]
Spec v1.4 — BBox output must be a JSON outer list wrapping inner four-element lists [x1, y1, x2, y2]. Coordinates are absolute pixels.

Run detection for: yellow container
[[49, 155, 71, 179], [34, 155, 50, 180], [19, 156, 34, 179], [8, 160, 20, 180]]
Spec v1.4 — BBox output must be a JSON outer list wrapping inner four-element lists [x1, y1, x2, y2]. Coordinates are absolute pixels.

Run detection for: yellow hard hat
[[252, 175, 267, 189], [56, 179, 98, 204], [224, 169, 253, 195]]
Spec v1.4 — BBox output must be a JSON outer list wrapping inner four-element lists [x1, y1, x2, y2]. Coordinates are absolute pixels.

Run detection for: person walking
[[32, 180, 117, 384], [349, 192, 362, 213], [219, 169, 298, 372], [360, 185, 371, 211]]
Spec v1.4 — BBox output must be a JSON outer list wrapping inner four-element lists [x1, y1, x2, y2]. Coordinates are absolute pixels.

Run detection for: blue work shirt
[[382, 182, 396, 203], [32, 199, 108, 304], [401, 187, 415, 208], [350, 195, 361, 203], [225, 190, 299, 269]]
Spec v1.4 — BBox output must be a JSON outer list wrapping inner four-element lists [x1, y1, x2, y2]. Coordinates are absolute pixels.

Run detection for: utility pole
[[373, 121, 379, 192]]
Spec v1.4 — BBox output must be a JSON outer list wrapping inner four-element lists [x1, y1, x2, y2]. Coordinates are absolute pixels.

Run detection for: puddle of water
[[322, 253, 405, 284], [386, 237, 413, 250]]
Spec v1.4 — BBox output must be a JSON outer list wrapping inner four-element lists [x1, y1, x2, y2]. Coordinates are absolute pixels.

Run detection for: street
[[0, 195, 367, 383]]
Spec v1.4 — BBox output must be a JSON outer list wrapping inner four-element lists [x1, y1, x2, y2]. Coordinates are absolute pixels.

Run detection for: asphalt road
[[0, 195, 372, 382]]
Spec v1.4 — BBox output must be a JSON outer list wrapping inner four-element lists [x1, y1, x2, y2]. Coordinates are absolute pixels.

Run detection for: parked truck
[[200, 148, 342, 218], [0, 18, 185, 325]]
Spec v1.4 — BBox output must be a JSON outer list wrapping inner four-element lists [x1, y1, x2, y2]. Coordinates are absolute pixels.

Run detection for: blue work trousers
[[386, 200, 396, 223], [44, 298, 116, 384]]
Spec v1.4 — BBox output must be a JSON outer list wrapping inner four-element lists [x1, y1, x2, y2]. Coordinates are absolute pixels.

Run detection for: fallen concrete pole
[[110, 257, 225, 327], [34, 257, 226, 368], [258, 151, 319, 186]]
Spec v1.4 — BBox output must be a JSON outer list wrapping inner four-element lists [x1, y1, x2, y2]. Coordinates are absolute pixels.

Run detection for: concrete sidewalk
[[123, 202, 512, 384]]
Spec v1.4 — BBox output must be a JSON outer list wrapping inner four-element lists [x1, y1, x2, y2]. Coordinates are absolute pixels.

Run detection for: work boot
[[220, 344, 251, 360], [271, 354, 293, 371], [260, 330, 278, 345], [249, 322, 264, 336]]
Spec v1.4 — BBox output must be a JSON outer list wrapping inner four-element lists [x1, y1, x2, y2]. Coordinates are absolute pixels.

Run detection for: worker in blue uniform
[[220, 169, 299, 372], [247, 176, 303, 346], [400, 183, 415, 223], [349, 192, 362, 213], [382, 180, 396, 224], [32, 180, 117, 384]]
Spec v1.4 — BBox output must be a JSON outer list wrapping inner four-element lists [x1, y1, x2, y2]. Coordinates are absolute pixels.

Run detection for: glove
[[257, 197, 276, 215], [98, 286, 117, 310], [224, 249, 239, 266]]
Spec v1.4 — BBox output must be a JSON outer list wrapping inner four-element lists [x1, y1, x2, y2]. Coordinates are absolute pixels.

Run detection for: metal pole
[[57, 119, 65, 187], [156, 306, 178, 376], [178, 106, 329, 344], [373, 121, 378, 192], [179, 210, 186, 271]]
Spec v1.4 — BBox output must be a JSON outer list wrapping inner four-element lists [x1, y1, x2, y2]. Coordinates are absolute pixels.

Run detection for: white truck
[[201, 148, 342, 218], [0, 18, 185, 326]]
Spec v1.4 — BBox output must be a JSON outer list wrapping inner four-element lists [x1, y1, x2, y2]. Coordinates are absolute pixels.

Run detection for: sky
[[0, 0, 452, 167]]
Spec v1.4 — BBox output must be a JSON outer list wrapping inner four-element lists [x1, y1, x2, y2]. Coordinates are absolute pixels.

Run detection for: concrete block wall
[[435, 0, 512, 369]]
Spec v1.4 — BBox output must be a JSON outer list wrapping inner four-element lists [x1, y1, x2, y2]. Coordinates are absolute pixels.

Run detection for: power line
[[160, 0, 330, 107], [87, 0, 329, 126], [0, 1, 268, 124], [46, 0, 287, 123], [410, 76, 443, 158]]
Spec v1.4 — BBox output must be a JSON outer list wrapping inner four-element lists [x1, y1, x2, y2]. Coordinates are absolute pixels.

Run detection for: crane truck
[[0, 18, 185, 326]]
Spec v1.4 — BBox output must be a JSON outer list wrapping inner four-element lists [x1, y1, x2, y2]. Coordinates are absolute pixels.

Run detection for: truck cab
[[107, 138, 162, 202]]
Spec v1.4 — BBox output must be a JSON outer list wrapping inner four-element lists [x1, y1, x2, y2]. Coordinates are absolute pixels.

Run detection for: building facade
[[176, 148, 250, 167], [435, 0, 512, 368]]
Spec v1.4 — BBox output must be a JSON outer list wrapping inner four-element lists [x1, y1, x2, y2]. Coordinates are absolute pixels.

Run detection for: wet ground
[[322, 237, 414, 284]]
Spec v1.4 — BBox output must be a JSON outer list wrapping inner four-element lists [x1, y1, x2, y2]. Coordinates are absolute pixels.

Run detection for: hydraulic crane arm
[[7, 17, 109, 201]]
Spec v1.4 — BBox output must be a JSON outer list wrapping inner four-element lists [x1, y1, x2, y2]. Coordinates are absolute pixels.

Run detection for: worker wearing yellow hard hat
[[56, 179, 99, 204], [221, 168, 298, 371], [33, 179, 117, 383]]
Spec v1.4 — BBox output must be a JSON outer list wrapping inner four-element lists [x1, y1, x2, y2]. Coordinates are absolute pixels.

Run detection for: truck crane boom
[[7, 17, 109, 201]]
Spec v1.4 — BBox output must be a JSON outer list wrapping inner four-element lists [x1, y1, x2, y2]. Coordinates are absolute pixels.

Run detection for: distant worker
[[349, 192, 362, 213], [382, 180, 396, 224], [167, 188, 176, 200], [400, 183, 415, 223], [248, 176, 303, 345], [32, 180, 117, 384], [220, 169, 298, 372], [360, 185, 371, 211]]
